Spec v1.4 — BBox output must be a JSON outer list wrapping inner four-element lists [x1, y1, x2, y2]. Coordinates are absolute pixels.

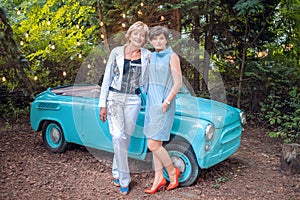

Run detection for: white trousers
[[107, 91, 141, 187]]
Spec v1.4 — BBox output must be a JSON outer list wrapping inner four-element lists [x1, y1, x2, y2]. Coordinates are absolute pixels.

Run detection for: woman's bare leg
[[148, 139, 177, 186]]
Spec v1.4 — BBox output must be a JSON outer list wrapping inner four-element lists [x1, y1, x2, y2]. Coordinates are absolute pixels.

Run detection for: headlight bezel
[[240, 112, 246, 125], [205, 124, 215, 141]]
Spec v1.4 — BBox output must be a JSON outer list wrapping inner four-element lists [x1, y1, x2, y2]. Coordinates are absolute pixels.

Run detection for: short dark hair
[[149, 26, 169, 41]]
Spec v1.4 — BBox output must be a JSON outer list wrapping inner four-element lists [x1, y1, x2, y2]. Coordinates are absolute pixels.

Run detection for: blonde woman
[[99, 21, 150, 195], [144, 26, 182, 194]]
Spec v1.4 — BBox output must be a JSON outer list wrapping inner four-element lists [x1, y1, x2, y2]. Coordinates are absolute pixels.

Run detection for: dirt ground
[[0, 119, 299, 200]]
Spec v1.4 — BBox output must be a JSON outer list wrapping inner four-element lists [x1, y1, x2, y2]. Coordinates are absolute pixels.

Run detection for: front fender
[[170, 114, 209, 168]]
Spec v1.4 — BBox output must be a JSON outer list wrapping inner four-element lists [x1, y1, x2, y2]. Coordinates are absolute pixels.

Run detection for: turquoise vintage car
[[30, 84, 246, 186]]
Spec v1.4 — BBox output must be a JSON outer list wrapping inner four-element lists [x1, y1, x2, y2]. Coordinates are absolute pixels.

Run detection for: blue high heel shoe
[[113, 178, 120, 187], [120, 186, 129, 195]]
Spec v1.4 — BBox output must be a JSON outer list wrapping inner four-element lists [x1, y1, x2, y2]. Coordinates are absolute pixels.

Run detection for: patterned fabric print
[[112, 60, 120, 85], [119, 58, 142, 94]]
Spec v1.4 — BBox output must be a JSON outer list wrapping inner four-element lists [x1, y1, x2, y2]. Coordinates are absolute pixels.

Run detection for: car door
[[81, 95, 147, 158], [79, 97, 113, 152]]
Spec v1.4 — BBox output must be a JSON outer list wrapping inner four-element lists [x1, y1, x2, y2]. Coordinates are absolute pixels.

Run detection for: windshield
[[50, 85, 100, 98]]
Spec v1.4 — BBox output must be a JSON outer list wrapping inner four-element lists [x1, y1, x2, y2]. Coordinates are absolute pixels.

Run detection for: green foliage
[[214, 0, 300, 143], [1, 0, 101, 122], [0, 84, 31, 122], [256, 0, 300, 142], [6, 0, 99, 92], [233, 0, 264, 16], [213, 176, 230, 189], [254, 25, 299, 142], [260, 87, 300, 143]]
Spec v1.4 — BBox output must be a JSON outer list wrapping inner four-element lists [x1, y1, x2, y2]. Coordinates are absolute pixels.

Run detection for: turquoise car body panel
[[30, 84, 244, 169]]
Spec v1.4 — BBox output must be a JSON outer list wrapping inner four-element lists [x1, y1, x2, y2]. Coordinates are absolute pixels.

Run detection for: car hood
[[175, 94, 240, 128]]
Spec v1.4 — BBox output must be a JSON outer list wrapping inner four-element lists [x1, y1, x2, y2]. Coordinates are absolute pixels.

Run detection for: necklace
[[125, 46, 141, 60]]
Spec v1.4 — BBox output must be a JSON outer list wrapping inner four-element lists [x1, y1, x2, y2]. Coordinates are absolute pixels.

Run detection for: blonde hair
[[125, 21, 149, 46]]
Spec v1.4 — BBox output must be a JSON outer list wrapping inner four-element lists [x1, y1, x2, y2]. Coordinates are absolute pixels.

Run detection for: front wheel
[[42, 121, 68, 153], [164, 142, 199, 186]]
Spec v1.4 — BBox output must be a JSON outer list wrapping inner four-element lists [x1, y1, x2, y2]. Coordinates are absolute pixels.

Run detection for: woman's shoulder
[[167, 47, 178, 58], [111, 45, 124, 53], [141, 47, 151, 54], [170, 52, 180, 63]]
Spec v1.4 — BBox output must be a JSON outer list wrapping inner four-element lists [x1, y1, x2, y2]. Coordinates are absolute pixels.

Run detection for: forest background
[[0, 0, 299, 143]]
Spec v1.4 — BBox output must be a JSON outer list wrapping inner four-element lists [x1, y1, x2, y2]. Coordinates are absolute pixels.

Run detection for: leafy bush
[[0, 85, 31, 123], [260, 86, 300, 143], [258, 28, 300, 142]]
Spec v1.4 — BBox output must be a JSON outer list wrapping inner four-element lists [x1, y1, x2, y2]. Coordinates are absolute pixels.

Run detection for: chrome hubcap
[[171, 156, 185, 172], [50, 128, 60, 143]]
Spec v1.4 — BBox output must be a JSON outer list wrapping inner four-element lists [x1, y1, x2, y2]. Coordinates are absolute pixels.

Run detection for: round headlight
[[205, 124, 215, 141], [205, 144, 210, 151], [240, 112, 246, 124]]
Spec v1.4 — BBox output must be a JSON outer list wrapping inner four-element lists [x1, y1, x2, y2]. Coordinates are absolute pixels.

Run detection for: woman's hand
[[162, 102, 169, 113], [100, 107, 107, 122]]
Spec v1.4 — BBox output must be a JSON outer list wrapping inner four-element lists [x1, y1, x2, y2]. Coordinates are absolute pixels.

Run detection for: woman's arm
[[162, 53, 182, 112], [166, 53, 182, 103], [98, 48, 116, 108]]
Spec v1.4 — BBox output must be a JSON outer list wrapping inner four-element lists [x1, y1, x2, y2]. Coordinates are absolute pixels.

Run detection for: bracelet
[[165, 100, 171, 105]]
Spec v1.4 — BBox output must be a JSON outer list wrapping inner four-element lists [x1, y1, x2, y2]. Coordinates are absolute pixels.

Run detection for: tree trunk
[[192, 15, 201, 93], [237, 16, 248, 109], [280, 143, 300, 174], [173, 9, 180, 33], [202, 1, 214, 92], [97, 0, 110, 55]]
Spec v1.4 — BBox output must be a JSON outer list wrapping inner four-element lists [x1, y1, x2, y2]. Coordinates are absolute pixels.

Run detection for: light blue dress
[[144, 47, 175, 141]]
